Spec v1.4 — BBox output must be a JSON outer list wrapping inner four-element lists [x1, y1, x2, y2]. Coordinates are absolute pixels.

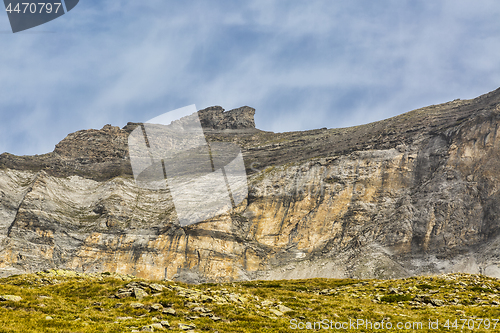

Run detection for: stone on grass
[[134, 288, 149, 299], [115, 291, 132, 299], [269, 309, 283, 316], [150, 323, 164, 330], [131, 302, 144, 309], [261, 300, 273, 307], [277, 304, 293, 313], [179, 323, 196, 330], [162, 307, 176, 315], [150, 303, 163, 311], [192, 306, 211, 313], [149, 284, 164, 293], [0, 295, 22, 302]]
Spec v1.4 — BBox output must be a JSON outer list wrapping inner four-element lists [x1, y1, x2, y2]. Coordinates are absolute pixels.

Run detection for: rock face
[[198, 106, 256, 130], [2, 92, 500, 281]]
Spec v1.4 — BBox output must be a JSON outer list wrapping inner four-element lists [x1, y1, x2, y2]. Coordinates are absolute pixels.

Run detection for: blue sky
[[1, 0, 500, 156]]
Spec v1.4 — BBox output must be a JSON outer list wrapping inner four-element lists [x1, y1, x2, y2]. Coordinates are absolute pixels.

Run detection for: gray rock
[[269, 309, 283, 316], [149, 284, 164, 293], [178, 323, 196, 330], [130, 302, 144, 309], [162, 307, 176, 315], [116, 292, 132, 299], [191, 306, 211, 313], [150, 303, 163, 311], [0, 295, 22, 302], [150, 323, 164, 330], [133, 288, 148, 300], [277, 305, 293, 313], [429, 299, 444, 307], [3, 88, 500, 283]]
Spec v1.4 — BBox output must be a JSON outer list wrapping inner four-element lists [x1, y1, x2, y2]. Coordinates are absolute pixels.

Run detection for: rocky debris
[[428, 298, 444, 307], [116, 290, 132, 299], [132, 320, 170, 332], [2, 269, 500, 332], [150, 303, 163, 311], [269, 309, 283, 316], [388, 288, 399, 294], [37, 295, 52, 300], [130, 302, 144, 309], [149, 284, 164, 293], [260, 300, 273, 307], [277, 304, 293, 313], [113, 281, 161, 299], [133, 288, 148, 300], [150, 323, 165, 330], [0, 295, 22, 302], [109, 281, 294, 322], [319, 289, 338, 296], [178, 323, 196, 330], [33, 269, 135, 283], [191, 306, 211, 313], [162, 307, 176, 315]]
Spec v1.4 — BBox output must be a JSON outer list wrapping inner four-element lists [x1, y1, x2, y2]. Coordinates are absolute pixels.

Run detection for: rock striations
[[2, 92, 500, 282]]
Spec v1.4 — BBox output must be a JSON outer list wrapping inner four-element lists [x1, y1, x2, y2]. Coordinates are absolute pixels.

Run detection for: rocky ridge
[[2, 90, 500, 281]]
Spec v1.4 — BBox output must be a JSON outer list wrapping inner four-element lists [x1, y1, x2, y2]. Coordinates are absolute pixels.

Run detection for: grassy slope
[[1, 270, 500, 332]]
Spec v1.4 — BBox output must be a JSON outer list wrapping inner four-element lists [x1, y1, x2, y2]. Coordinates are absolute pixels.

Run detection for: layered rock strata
[[2, 93, 500, 282]]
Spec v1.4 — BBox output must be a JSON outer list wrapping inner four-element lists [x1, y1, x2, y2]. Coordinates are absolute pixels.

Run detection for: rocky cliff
[[2, 91, 500, 282]]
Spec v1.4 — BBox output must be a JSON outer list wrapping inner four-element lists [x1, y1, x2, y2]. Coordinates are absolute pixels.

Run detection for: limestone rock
[[150, 323, 164, 330], [150, 303, 163, 311], [2, 89, 500, 282], [130, 302, 144, 309], [162, 307, 176, 315], [198, 106, 256, 130], [0, 295, 22, 302], [133, 288, 148, 300], [269, 309, 283, 316], [178, 323, 196, 330], [149, 284, 164, 293], [277, 305, 293, 313]]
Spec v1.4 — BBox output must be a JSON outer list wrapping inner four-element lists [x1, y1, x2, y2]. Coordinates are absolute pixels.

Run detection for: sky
[[1, 0, 500, 156]]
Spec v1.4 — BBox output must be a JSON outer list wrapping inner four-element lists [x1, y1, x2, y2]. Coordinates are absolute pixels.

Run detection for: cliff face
[[2, 93, 500, 282]]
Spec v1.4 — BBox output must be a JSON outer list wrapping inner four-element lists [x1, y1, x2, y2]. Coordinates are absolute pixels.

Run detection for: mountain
[[1, 88, 500, 283]]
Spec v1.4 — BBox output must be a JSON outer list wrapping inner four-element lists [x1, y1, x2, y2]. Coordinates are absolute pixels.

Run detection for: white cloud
[[0, 0, 500, 155]]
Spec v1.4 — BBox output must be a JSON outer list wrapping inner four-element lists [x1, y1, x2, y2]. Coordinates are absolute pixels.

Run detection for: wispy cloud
[[0, 0, 500, 155]]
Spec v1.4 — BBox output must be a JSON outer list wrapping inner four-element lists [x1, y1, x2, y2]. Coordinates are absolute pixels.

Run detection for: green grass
[[1, 270, 500, 332]]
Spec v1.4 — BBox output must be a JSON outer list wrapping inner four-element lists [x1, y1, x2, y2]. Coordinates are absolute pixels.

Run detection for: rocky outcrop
[[2, 91, 500, 281], [198, 106, 256, 130]]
